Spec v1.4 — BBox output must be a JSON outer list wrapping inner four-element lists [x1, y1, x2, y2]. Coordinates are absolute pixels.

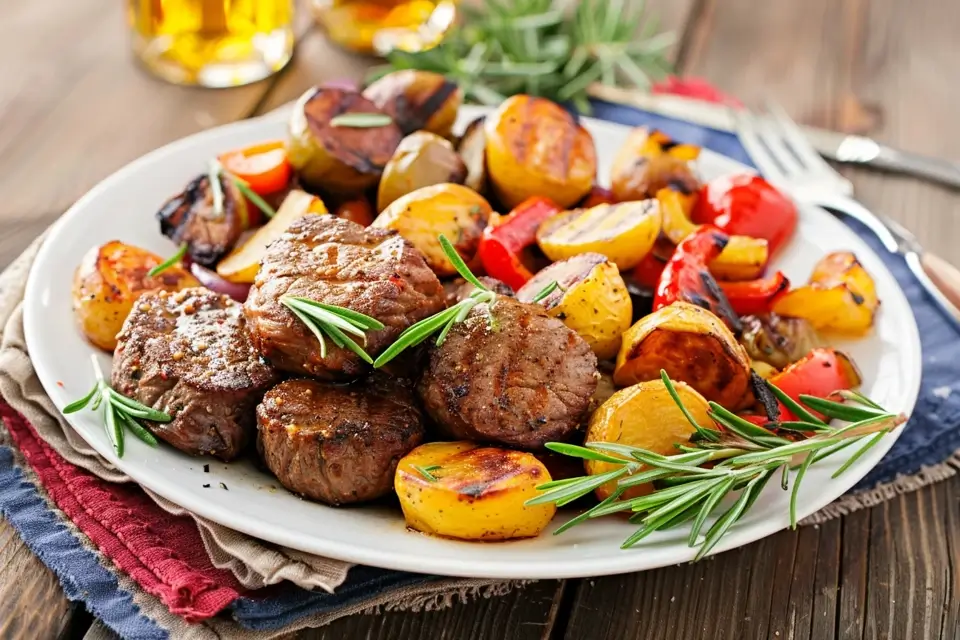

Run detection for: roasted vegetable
[[615, 301, 752, 408], [395, 441, 556, 541], [769, 348, 862, 420], [579, 185, 618, 208], [692, 174, 798, 257], [334, 196, 374, 226], [218, 140, 291, 196], [658, 189, 769, 281], [363, 70, 462, 138], [372, 183, 492, 276], [216, 191, 328, 284], [517, 253, 632, 360], [457, 116, 487, 193], [610, 128, 701, 201], [485, 95, 597, 209], [156, 170, 249, 267], [377, 131, 467, 211], [653, 226, 741, 331], [772, 251, 879, 334], [286, 87, 402, 195], [72, 241, 200, 351], [719, 271, 790, 315], [630, 235, 673, 292], [536, 200, 661, 270], [585, 379, 710, 499], [478, 196, 562, 290], [739, 313, 820, 370]]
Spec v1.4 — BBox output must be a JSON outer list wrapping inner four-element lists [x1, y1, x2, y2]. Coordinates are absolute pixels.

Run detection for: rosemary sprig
[[210, 160, 277, 219], [531, 280, 559, 303], [330, 113, 393, 128], [63, 355, 168, 457], [526, 371, 906, 559], [148, 243, 188, 277], [281, 297, 385, 365], [374, 234, 497, 368], [413, 465, 441, 482], [370, 0, 673, 114]]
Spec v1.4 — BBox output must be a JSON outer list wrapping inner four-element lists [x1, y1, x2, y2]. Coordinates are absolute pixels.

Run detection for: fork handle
[[920, 253, 960, 313]]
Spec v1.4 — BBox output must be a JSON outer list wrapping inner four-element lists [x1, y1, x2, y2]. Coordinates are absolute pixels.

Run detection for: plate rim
[[21, 106, 922, 579]]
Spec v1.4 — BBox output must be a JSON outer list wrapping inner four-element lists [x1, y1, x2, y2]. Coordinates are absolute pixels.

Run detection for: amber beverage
[[311, 0, 457, 55], [128, 0, 294, 87]]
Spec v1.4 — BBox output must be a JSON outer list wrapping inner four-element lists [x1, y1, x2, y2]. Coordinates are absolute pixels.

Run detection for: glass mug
[[128, 0, 295, 88], [311, 0, 457, 55]]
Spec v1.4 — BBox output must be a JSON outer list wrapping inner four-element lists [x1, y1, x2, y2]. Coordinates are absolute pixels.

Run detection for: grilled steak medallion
[[112, 288, 278, 460], [418, 296, 599, 450], [244, 215, 446, 379], [257, 377, 425, 505]]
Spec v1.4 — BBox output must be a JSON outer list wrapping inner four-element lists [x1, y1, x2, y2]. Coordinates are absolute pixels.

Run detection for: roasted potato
[[72, 241, 200, 351], [536, 200, 661, 270], [395, 441, 556, 541], [485, 95, 597, 209], [611, 128, 701, 201], [772, 251, 879, 334], [516, 253, 632, 360], [614, 301, 752, 408], [363, 70, 462, 138], [377, 131, 467, 211], [585, 380, 710, 499], [286, 86, 402, 195], [217, 190, 328, 283], [739, 313, 820, 369], [457, 116, 487, 193], [372, 183, 491, 277], [657, 188, 768, 281]]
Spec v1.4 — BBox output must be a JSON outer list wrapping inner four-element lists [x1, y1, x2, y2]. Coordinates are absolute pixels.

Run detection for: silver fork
[[732, 102, 960, 328]]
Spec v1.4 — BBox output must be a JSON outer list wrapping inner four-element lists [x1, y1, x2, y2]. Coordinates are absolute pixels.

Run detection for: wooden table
[[1, 1, 958, 638]]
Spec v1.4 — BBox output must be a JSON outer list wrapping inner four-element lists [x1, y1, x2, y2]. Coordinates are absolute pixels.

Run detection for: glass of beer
[[128, 0, 295, 88], [311, 0, 457, 55]]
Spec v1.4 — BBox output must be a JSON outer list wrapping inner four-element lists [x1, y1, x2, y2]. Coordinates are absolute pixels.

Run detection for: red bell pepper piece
[[769, 348, 862, 421], [653, 225, 741, 330], [631, 237, 674, 291], [718, 271, 790, 315], [477, 196, 561, 290], [692, 174, 798, 256]]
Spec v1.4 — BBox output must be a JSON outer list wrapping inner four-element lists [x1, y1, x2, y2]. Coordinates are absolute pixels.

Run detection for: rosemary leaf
[[63, 383, 100, 414], [661, 370, 720, 442], [231, 177, 277, 218], [531, 281, 559, 303], [148, 243, 188, 277], [797, 395, 886, 423], [525, 467, 628, 507], [329, 113, 393, 128], [439, 234, 489, 291], [553, 489, 624, 536], [118, 412, 159, 447], [790, 451, 815, 528], [831, 431, 887, 479], [104, 404, 124, 457], [688, 475, 737, 546], [413, 465, 440, 482], [765, 381, 828, 427], [545, 442, 632, 465], [694, 476, 761, 560]]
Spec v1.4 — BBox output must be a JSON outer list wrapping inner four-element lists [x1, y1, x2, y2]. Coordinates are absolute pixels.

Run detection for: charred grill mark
[[699, 270, 743, 334], [405, 80, 458, 133], [750, 370, 780, 421]]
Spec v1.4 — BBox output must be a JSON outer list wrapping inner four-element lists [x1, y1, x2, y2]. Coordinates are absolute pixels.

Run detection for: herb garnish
[[374, 235, 497, 368], [64, 355, 169, 457], [210, 160, 277, 219], [281, 297, 385, 364], [147, 243, 188, 277], [531, 281, 559, 303], [329, 113, 393, 128], [230, 175, 277, 218], [209, 160, 225, 218], [413, 465, 441, 482], [526, 370, 905, 559]]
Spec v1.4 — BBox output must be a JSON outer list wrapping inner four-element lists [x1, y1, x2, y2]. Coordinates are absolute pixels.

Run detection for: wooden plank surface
[[2, 0, 959, 638]]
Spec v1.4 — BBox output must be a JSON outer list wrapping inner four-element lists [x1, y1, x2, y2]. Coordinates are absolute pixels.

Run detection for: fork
[[732, 102, 960, 328]]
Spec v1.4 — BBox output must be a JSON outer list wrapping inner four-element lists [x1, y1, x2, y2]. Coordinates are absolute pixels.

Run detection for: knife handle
[[921, 253, 960, 312]]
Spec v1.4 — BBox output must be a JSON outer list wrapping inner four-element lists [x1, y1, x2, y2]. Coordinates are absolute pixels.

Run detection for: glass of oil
[[128, 0, 295, 88], [311, 0, 457, 55]]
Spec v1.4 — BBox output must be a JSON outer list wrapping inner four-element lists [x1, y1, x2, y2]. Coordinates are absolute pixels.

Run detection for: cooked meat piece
[[112, 288, 278, 460], [244, 215, 446, 379], [418, 296, 599, 450], [740, 313, 820, 370], [257, 377, 425, 505], [157, 172, 248, 266], [442, 276, 514, 306]]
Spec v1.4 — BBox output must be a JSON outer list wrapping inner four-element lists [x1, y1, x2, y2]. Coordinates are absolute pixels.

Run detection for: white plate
[[23, 105, 921, 579]]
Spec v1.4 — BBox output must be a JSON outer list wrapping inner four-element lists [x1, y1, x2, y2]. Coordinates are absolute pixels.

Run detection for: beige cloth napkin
[[0, 236, 526, 637]]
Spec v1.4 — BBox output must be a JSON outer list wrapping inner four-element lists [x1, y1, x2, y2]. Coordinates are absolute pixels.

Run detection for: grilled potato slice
[[611, 128, 701, 200], [485, 95, 596, 208], [615, 301, 752, 408], [72, 241, 199, 351], [395, 442, 556, 541], [457, 116, 487, 193], [516, 253, 632, 360], [363, 70, 462, 138], [372, 183, 491, 277], [377, 131, 467, 211], [536, 200, 662, 270]]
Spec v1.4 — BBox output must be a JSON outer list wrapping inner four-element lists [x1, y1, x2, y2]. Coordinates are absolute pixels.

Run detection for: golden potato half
[[516, 253, 632, 360], [485, 95, 596, 209], [377, 131, 467, 211], [536, 200, 661, 270], [614, 301, 752, 408], [585, 380, 710, 499], [72, 241, 200, 351], [372, 183, 492, 277], [611, 128, 701, 201], [363, 70, 462, 138], [395, 442, 556, 541]]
